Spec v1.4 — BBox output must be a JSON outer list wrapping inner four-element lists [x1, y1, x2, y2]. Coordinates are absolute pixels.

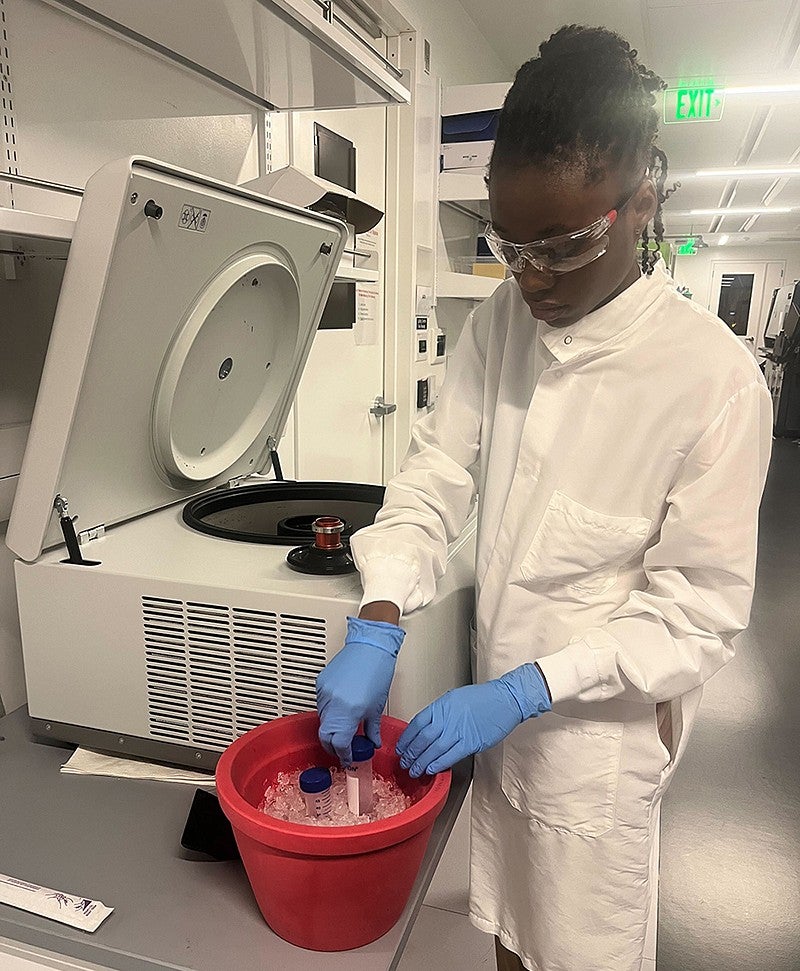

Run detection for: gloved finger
[[330, 729, 354, 766], [407, 733, 454, 778], [425, 740, 468, 775], [318, 731, 335, 757], [363, 712, 383, 749], [396, 706, 434, 763], [399, 714, 446, 770]]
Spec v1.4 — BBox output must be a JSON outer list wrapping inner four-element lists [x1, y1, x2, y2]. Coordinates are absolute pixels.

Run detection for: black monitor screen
[[314, 123, 356, 193], [319, 282, 356, 330]]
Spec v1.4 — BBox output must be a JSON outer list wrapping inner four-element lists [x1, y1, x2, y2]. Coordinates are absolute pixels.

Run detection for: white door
[[284, 106, 388, 485], [709, 260, 785, 357]]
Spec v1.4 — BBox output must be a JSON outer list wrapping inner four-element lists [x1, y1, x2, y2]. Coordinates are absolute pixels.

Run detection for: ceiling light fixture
[[685, 207, 794, 216], [722, 83, 800, 95], [693, 167, 800, 178], [719, 235, 730, 245]]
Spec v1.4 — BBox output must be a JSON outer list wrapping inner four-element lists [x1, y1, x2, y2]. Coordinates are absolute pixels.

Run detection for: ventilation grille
[[142, 597, 327, 750]]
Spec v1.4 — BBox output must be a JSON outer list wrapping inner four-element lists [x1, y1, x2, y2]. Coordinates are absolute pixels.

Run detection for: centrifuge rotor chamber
[[182, 481, 385, 545]]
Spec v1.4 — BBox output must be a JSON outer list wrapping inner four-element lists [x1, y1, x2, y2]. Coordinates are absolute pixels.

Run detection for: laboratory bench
[[0, 706, 471, 971]]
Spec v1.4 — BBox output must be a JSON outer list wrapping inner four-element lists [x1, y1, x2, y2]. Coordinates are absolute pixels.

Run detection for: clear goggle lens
[[485, 213, 615, 275]]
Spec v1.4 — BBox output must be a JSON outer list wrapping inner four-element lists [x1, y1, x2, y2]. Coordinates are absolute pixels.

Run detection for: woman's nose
[[516, 262, 556, 295]]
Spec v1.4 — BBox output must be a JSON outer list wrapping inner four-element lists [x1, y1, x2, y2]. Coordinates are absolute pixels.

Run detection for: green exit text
[[664, 87, 725, 124]]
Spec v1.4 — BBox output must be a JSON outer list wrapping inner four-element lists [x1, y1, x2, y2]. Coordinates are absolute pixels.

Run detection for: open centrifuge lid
[[6, 157, 347, 562]]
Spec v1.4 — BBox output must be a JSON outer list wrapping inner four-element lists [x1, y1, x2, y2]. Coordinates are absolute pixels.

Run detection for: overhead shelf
[[437, 271, 504, 300], [42, 0, 412, 110], [335, 262, 379, 283], [0, 207, 75, 250]]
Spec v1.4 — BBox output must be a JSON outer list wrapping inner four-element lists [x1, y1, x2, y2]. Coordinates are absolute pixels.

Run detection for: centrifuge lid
[[6, 157, 347, 562]]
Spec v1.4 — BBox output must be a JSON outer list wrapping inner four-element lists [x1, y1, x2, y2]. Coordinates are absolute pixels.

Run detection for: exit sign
[[677, 238, 698, 255], [664, 87, 725, 124]]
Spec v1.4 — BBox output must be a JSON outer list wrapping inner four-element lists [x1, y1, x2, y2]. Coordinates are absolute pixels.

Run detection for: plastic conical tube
[[346, 736, 375, 815]]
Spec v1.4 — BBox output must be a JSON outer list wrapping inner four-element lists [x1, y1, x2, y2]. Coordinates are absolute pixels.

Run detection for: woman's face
[[487, 162, 658, 328]]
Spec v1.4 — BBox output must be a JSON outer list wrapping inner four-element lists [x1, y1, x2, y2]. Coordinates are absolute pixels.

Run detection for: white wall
[[392, 0, 512, 83], [672, 244, 800, 309]]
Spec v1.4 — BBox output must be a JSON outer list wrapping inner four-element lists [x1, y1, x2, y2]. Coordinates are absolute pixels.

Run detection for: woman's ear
[[632, 180, 658, 233]]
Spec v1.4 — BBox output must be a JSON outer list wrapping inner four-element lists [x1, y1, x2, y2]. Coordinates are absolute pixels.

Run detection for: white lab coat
[[351, 261, 773, 971]]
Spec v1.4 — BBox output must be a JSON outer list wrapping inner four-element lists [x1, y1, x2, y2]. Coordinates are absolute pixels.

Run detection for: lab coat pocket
[[501, 713, 623, 837], [519, 491, 651, 595]]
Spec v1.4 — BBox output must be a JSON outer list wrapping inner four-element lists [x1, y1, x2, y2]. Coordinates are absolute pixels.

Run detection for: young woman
[[317, 25, 772, 971]]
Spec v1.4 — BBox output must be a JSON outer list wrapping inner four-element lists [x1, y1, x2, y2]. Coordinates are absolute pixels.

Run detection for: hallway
[[658, 438, 800, 970]]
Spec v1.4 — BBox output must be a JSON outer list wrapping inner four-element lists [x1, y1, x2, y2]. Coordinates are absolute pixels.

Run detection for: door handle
[[370, 396, 397, 418]]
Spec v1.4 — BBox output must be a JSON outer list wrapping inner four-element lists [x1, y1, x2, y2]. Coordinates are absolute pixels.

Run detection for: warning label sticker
[[178, 204, 210, 232]]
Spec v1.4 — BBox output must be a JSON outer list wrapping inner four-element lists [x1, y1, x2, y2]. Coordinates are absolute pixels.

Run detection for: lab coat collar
[[537, 259, 673, 364]]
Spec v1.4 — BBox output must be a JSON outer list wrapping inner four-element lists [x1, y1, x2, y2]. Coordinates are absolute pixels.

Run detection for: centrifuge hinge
[[78, 524, 106, 544], [224, 474, 252, 490], [54, 494, 103, 565]]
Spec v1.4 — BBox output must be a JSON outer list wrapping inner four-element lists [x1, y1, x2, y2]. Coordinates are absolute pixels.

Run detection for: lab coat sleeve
[[351, 311, 486, 616], [537, 380, 773, 705]]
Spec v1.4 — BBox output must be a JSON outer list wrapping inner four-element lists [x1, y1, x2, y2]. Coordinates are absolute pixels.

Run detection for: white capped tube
[[346, 735, 375, 815]]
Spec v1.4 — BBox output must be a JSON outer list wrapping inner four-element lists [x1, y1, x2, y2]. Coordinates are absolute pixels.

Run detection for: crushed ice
[[260, 767, 412, 826]]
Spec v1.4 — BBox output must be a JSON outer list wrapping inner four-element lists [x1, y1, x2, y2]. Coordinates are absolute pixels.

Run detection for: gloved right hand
[[317, 615, 406, 765]]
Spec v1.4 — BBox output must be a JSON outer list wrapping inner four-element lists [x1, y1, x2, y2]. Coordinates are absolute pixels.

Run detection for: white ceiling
[[457, 0, 800, 246]]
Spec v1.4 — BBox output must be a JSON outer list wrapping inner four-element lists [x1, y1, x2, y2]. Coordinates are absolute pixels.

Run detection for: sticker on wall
[[359, 225, 381, 253], [355, 285, 379, 347]]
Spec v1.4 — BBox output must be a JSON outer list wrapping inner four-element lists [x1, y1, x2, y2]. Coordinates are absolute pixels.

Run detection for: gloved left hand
[[396, 663, 552, 777], [317, 616, 405, 764]]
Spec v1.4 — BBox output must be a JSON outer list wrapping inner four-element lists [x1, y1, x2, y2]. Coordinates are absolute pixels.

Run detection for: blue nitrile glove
[[396, 663, 552, 777], [317, 616, 406, 765]]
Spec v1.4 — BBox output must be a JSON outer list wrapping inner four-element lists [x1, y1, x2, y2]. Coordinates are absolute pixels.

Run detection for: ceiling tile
[[742, 212, 800, 230], [658, 99, 758, 169], [645, 1, 794, 79], [747, 104, 800, 165], [455, 0, 649, 77]]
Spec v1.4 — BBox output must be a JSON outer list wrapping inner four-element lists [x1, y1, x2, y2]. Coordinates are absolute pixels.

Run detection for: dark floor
[[658, 439, 800, 971]]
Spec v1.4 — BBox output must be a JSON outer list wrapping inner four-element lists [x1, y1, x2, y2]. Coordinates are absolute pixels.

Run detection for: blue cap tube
[[299, 767, 333, 793], [299, 766, 333, 820]]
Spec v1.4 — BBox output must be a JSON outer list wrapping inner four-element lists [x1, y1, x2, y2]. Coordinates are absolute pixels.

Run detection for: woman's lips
[[527, 301, 568, 322]]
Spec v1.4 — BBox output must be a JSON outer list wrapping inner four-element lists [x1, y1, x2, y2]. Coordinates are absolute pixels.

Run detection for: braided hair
[[489, 25, 679, 274]]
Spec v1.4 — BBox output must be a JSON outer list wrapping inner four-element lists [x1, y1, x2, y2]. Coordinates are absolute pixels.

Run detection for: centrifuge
[[6, 157, 475, 769]]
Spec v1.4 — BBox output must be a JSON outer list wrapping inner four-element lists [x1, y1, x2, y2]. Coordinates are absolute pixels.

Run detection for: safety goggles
[[484, 178, 646, 276]]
